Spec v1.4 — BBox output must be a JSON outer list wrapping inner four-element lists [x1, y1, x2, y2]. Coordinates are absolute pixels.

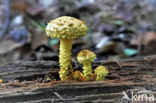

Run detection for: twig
[[53, 92, 65, 101], [18, 99, 55, 103], [73, 59, 78, 69]]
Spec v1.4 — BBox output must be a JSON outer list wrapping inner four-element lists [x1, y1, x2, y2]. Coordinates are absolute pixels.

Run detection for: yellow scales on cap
[[94, 65, 109, 81], [77, 50, 96, 80]]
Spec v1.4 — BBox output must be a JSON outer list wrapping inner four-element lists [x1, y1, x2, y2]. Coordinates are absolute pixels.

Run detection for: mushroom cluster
[[46, 16, 88, 81], [46, 16, 109, 81]]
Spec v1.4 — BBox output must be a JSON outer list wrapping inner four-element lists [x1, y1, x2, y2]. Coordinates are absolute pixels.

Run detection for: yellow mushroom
[[72, 70, 84, 81], [46, 16, 88, 81], [77, 50, 96, 80], [94, 65, 109, 81]]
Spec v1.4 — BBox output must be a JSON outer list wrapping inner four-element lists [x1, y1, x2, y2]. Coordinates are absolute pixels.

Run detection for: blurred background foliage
[[0, 0, 156, 64]]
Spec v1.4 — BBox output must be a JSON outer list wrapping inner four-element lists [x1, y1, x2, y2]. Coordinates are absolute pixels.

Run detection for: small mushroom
[[46, 16, 88, 81], [94, 65, 109, 81], [72, 70, 84, 81], [77, 50, 96, 80]]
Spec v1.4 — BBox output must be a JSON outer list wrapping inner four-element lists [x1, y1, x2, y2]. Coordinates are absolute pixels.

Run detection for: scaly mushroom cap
[[46, 16, 88, 39], [94, 65, 109, 77], [77, 50, 96, 64]]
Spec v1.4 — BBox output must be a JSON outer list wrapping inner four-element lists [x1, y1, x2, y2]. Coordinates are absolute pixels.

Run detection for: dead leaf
[[131, 32, 156, 46]]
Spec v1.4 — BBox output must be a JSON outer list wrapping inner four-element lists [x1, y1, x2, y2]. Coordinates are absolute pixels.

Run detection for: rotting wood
[[0, 58, 155, 103], [0, 61, 59, 82]]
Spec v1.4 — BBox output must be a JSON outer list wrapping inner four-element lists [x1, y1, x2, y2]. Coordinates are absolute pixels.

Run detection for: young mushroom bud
[[72, 70, 84, 81], [94, 65, 109, 81], [46, 16, 88, 81], [77, 50, 96, 80]]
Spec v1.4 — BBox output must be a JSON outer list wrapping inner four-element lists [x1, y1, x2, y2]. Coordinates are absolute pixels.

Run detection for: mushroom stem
[[82, 62, 92, 77], [59, 38, 73, 80]]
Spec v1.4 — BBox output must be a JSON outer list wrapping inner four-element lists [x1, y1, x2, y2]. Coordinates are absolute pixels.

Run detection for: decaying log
[[0, 58, 156, 103], [0, 61, 59, 82]]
